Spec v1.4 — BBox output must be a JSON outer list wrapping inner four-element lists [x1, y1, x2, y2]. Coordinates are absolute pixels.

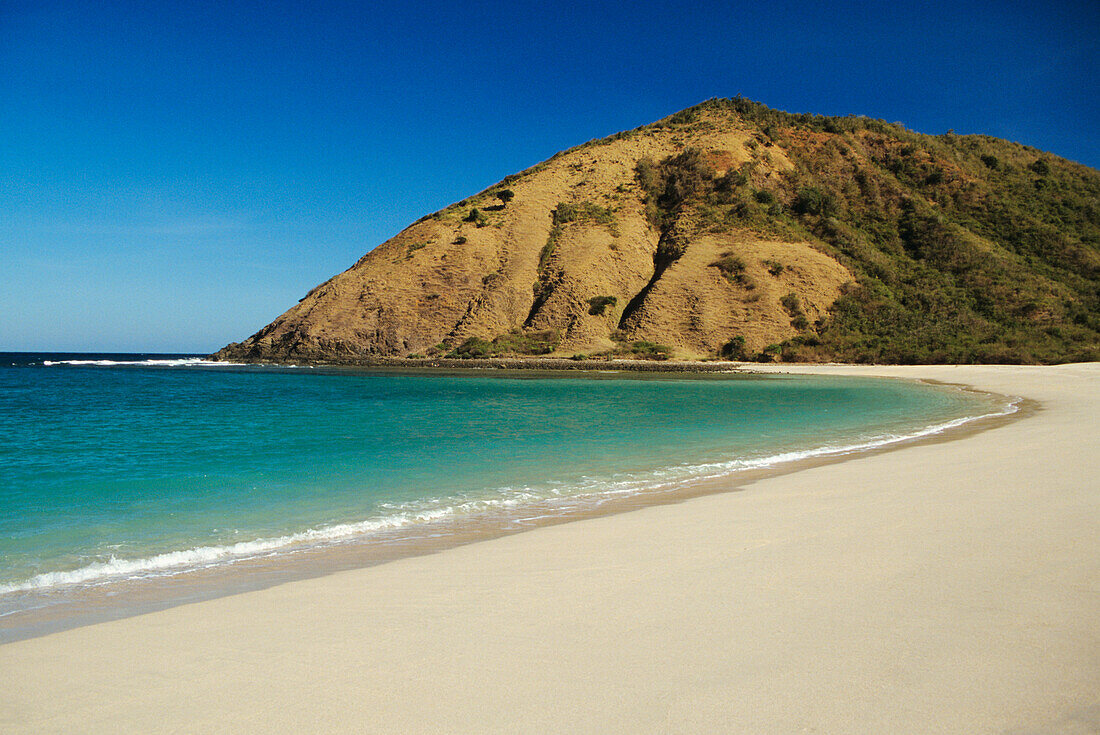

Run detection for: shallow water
[[0, 353, 1013, 633]]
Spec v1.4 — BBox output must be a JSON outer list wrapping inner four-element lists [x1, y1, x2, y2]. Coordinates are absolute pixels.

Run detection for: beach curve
[[0, 363, 1097, 734]]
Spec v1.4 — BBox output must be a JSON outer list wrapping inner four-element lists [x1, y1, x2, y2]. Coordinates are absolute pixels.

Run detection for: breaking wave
[[41, 358, 253, 367]]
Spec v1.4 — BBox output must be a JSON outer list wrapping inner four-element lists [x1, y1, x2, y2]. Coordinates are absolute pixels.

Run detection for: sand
[[1, 364, 1097, 734]]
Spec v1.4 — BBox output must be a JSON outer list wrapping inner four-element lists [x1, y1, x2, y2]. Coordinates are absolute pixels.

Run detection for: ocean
[[0, 353, 1015, 639]]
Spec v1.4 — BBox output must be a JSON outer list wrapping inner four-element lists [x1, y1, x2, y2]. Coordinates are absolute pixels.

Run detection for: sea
[[0, 352, 1017, 641]]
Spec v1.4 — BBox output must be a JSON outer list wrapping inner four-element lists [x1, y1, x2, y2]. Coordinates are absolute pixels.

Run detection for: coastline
[[0, 369, 1016, 644], [1, 364, 1097, 733], [208, 353, 752, 371]]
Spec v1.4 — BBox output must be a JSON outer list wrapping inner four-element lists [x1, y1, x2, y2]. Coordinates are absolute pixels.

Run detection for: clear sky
[[2, 0, 1097, 353]]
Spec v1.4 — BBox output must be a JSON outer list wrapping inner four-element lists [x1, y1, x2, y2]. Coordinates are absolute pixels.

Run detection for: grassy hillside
[[676, 98, 1099, 363], [215, 98, 1099, 365]]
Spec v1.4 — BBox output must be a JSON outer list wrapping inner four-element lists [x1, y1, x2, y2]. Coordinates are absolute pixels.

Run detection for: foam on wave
[[41, 358, 253, 367]]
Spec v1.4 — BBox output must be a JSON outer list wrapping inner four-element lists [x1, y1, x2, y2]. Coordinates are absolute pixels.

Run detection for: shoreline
[[2, 364, 1097, 733], [0, 372, 1017, 644], [210, 353, 753, 372]]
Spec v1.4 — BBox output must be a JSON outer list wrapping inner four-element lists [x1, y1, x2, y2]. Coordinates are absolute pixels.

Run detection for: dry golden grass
[[219, 114, 846, 361]]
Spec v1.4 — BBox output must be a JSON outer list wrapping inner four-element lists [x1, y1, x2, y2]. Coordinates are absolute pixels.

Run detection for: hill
[[213, 98, 1100, 364]]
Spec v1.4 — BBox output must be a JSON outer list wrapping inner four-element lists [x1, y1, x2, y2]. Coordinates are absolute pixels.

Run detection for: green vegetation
[[597, 331, 673, 360], [552, 200, 616, 229], [710, 252, 755, 289], [588, 295, 618, 315], [720, 336, 747, 360], [537, 241, 557, 273], [762, 259, 785, 276], [405, 241, 428, 257], [453, 235, 467, 245], [635, 146, 797, 248], [445, 330, 559, 358], [464, 208, 488, 227], [792, 187, 837, 217], [636, 148, 714, 223], [621, 340, 672, 360], [497, 189, 515, 206], [638, 97, 1100, 364], [780, 292, 810, 331], [710, 252, 744, 276]]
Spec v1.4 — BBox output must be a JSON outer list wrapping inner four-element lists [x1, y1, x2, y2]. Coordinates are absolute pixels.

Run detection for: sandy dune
[[2, 364, 1097, 734]]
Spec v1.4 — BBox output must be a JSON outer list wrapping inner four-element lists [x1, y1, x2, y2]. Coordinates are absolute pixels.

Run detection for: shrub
[[538, 237, 557, 271], [635, 157, 660, 194], [711, 253, 745, 276], [1029, 159, 1050, 176], [628, 340, 672, 360], [635, 148, 716, 226], [552, 201, 615, 228], [588, 295, 618, 315], [779, 293, 810, 330], [465, 208, 488, 227], [754, 189, 776, 205], [780, 292, 802, 315], [720, 336, 747, 360], [710, 252, 754, 288], [491, 329, 558, 355], [445, 330, 559, 358], [453, 235, 467, 244], [497, 189, 515, 206], [755, 344, 783, 362], [446, 337, 494, 359], [762, 259, 785, 276], [980, 154, 999, 170], [792, 186, 837, 217]]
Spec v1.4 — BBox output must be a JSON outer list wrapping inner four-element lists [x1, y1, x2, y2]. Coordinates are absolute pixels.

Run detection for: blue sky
[[2, 0, 1097, 352]]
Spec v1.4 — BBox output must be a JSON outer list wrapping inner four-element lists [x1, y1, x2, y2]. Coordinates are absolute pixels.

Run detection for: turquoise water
[[0, 353, 1012, 605]]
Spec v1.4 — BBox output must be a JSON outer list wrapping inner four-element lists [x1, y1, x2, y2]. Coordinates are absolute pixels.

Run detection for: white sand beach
[[1, 364, 1097, 734]]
